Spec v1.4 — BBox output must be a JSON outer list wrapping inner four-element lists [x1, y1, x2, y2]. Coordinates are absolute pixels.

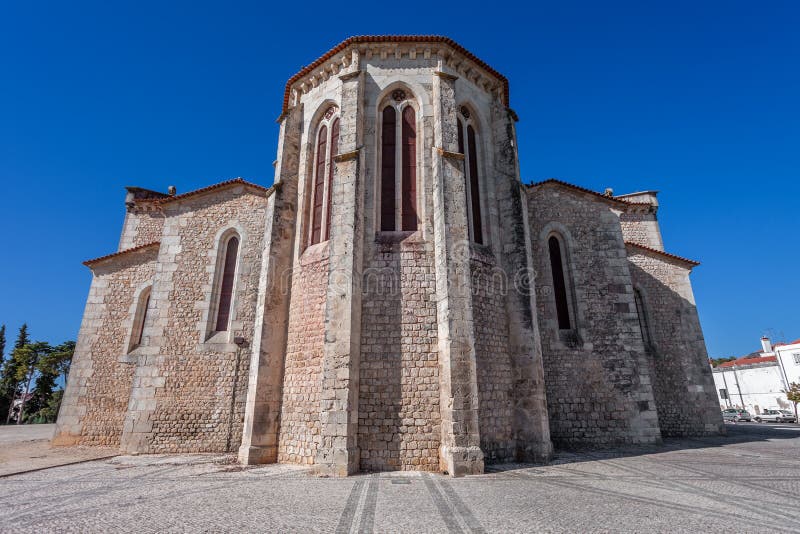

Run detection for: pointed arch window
[[128, 285, 152, 353], [379, 90, 418, 232], [215, 235, 239, 332], [548, 235, 572, 330], [457, 106, 484, 244], [307, 105, 340, 247]]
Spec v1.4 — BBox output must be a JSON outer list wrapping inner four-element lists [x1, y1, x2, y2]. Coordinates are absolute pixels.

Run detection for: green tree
[[12, 341, 51, 424], [0, 324, 5, 363], [28, 390, 63, 424], [31, 340, 74, 423], [785, 382, 800, 422], [24, 366, 57, 423], [40, 340, 75, 386], [1, 324, 29, 424]]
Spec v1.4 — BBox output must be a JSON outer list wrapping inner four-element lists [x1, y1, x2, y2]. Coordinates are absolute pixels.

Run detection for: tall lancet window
[[215, 235, 239, 332], [457, 106, 484, 244], [548, 235, 572, 330], [310, 125, 327, 245], [380, 89, 418, 232], [325, 118, 340, 241], [307, 105, 340, 247]]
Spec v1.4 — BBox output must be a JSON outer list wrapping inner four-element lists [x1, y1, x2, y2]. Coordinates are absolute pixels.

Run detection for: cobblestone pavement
[[2, 423, 800, 533]]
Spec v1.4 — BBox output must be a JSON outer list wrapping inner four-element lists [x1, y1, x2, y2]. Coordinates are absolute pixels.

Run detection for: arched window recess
[[127, 284, 152, 354], [379, 89, 418, 233], [547, 234, 575, 332], [306, 104, 340, 248], [457, 105, 484, 245], [207, 231, 241, 340]]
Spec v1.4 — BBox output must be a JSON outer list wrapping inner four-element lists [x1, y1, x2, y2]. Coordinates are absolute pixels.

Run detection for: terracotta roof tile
[[132, 178, 273, 206], [282, 36, 510, 113], [527, 178, 636, 206], [83, 241, 160, 267], [717, 355, 777, 368], [625, 241, 701, 267]]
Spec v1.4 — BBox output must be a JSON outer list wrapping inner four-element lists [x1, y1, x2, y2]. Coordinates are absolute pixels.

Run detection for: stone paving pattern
[[4, 424, 800, 533]]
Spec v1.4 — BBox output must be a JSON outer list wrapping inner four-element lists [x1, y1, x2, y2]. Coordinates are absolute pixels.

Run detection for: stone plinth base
[[440, 446, 485, 477], [314, 448, 359, 477], [516, 440, 554, 464], [238, 445, 277, 465]]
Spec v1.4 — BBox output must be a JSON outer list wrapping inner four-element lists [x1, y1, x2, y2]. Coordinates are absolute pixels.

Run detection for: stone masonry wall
[[627, 249, 724, 436], [277, 243, 328, 465], [121, 186, 267, 453], [119, 209, 165, 250], [53, 248, 157, 446], [359, 240, 441, 472], [527, 185, 661, 448], [471, 251, 515, 462]]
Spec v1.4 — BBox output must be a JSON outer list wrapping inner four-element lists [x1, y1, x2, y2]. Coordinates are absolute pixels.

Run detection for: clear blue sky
[[1, 1, 797, 358]]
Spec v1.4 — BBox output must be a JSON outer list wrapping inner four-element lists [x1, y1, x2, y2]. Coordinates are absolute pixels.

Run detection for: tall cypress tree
[[0, 325, 6, 364], [1, 324, 29, 423]]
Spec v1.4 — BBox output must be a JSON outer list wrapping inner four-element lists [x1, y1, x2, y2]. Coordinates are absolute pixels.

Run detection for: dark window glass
[[310, 126, 328, 245], [215, 237, 239, 332], [401, 106, 417, 231], [325, 118, 339, 241], [466, 125, 483, 244], [381, 106, 397, 231], [135, 293, 150, 347], [548, 236, 571, 329]]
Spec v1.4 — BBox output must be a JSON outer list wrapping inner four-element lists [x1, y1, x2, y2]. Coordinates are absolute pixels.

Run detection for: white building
[[775, 338, 800, 388], [712, 337, 793, 414]]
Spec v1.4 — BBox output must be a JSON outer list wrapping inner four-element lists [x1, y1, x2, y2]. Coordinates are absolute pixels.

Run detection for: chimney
[[761, 336, 773, 354]]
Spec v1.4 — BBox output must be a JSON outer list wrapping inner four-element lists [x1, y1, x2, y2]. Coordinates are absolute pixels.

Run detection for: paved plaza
[[2, 423, 800, 533]]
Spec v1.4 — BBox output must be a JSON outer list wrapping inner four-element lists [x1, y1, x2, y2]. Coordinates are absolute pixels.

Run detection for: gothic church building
[[54, 36, 724, 476]]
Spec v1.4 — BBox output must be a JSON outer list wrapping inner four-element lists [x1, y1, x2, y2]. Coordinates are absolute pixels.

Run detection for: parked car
[[754, 409, 797, 423], [722, 408, 752, 422]]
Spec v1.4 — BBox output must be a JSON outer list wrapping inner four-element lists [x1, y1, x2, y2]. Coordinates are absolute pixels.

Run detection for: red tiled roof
[[282, 36, 511, 113], [625, 241, 701, 267], [132, 178, 273, 206], [717, 355, 778, 368], [527, 178, 652, 208], [83, 241, 160, 267], [775, 339, 800, 348]]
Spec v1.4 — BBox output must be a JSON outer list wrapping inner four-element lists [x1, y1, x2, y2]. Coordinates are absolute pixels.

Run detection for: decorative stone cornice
[[333, 149, 360, 162], [436, 148, 465, 160], [284, 36, 510, 110], [338, 70, 362, 82], [433, 71, 458, 81]]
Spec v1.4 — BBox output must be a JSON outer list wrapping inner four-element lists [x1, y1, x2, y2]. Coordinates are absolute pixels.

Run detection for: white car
[[754, 409, 797, 423]]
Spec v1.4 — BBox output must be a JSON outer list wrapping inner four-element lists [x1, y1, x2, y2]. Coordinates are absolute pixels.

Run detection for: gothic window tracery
[[307, 105, 340, 247], [457, 106, 484, 244], [379, 90, 418, 232]]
